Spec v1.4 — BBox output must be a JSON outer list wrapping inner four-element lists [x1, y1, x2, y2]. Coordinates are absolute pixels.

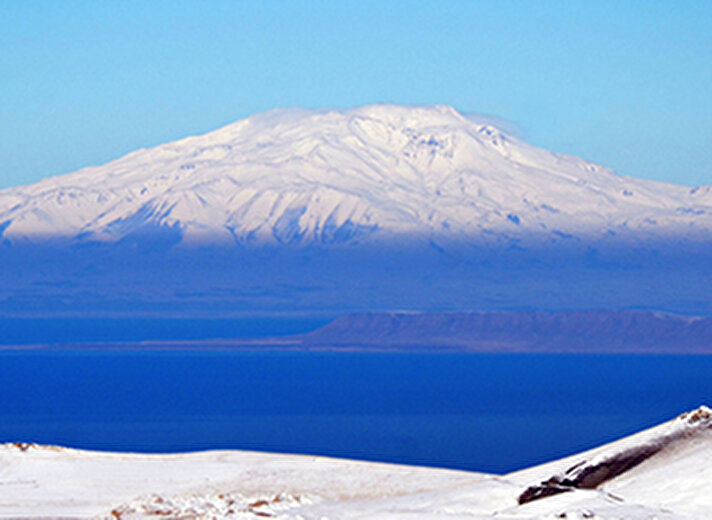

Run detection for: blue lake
[[2, 350, 711, 473]]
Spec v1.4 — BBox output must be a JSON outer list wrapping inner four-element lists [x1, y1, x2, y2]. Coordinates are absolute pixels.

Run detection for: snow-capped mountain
[[1, 104, 711, 247]]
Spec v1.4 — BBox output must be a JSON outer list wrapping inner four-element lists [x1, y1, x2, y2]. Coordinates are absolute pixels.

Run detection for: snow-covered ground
[[1, 406, 710, 519]]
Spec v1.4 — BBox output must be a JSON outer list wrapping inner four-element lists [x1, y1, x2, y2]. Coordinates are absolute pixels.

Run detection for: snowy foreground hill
[[1, 406, 711, 519], [1, 104, 712, 248]]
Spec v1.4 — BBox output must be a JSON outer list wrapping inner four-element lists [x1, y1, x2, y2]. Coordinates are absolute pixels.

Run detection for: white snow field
[[1, 406, 711, 519], [1, 105, 711, 248]]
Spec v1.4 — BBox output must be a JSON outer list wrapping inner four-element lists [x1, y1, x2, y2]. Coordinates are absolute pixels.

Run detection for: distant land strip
[[2, 310, 712, 353], [297, 310, 712, 353]]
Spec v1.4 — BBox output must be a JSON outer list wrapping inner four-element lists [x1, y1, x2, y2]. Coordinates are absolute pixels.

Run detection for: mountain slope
[[2, 407, 711, 519], [2, 105, 711, 247]]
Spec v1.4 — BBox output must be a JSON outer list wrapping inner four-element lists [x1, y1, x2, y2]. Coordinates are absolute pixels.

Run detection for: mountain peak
[[349, 103, 469, 125]]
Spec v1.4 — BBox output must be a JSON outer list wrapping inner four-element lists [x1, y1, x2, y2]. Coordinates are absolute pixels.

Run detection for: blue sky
[[1, 0, 710, 189]]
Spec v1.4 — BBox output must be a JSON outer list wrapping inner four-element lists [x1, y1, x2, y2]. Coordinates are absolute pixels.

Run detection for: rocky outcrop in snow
[[518, 406, 712, 504]]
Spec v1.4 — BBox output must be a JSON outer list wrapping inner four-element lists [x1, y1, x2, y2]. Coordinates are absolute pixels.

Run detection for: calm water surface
[[2, 350, 711, 473]]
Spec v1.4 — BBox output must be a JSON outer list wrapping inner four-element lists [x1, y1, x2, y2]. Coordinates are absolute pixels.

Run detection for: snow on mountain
[[1, 104, 711, 248], [1, 406, 711, 519]]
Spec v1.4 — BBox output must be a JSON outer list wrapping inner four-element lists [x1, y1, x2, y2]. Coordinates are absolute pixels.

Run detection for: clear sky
[[1, 0, 710, 189]]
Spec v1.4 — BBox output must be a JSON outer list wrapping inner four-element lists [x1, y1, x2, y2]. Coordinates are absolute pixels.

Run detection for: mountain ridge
[[299, 309, 712, 352]]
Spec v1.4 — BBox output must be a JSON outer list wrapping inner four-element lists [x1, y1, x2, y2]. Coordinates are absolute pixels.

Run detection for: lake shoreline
[[4, 309, 712, 353]]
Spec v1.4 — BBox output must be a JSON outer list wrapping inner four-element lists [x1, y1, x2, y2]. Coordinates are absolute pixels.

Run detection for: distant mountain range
[[297, 310, 712, 353], [2, 105, 711, 249]]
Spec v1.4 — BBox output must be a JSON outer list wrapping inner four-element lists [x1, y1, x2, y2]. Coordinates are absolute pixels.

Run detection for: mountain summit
[[1, 104, 711, 247]]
